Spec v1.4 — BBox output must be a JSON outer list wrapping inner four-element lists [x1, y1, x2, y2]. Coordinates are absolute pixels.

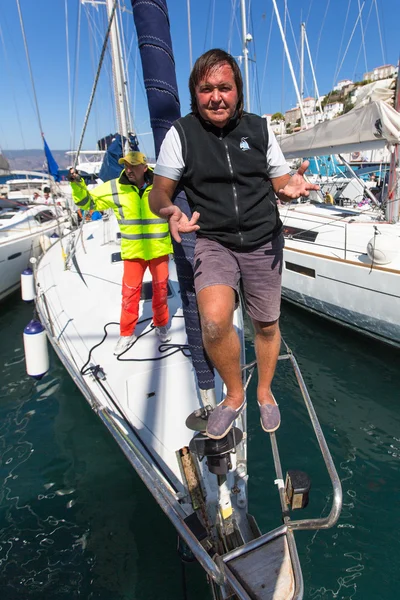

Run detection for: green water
[[0, 292, 399, 599]]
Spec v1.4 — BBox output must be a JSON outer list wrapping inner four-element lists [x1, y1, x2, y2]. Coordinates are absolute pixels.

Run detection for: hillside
[[3, 149, 71, 172]]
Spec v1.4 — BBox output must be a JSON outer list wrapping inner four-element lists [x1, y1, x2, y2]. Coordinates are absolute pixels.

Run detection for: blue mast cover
[[131, 0, 215, 390], [131, 0, 181, 158], [43, 137, 60, 182]]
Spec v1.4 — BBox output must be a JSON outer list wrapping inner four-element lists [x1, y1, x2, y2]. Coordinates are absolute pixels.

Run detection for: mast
[[300, 22, 305, 104], [271, 0, 307, 128], [105, 0, 131, 152], [240, 0, 251, 112]]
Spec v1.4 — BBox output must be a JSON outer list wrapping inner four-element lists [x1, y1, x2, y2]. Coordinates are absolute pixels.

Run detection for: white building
[[262, 114, 285, 136], [334, 79, 353, 92], [302, 96, 316, 115], [323, 102, 344, 120], [364, 65, 397, 82], [304, 111, 324, 128]]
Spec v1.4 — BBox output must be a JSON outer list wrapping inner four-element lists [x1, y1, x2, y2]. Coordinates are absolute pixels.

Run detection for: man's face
[[195, 63, 238, 128], [124, 162, 147, 185]]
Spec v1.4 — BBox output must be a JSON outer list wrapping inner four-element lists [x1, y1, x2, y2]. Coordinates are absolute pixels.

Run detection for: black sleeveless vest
[[174, 112, 282, 251]]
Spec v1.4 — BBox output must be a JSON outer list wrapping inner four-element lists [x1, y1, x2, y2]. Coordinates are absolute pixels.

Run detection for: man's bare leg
[[197, 285, 243, 410], [253, 319, 281, 405]]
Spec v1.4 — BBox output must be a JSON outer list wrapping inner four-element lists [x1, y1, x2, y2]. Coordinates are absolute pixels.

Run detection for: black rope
[[80, 314, 190, 375]]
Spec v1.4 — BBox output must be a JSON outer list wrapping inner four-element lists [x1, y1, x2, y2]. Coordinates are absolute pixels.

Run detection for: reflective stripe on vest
[[119, 218, 167, 225], [75, 194, 93, 207], [121, 232, 170, 240], [111, 179, 124, 219]]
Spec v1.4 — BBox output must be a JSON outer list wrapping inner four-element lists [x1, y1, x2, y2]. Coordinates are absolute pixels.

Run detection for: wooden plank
[[227, 535, 295, 600]]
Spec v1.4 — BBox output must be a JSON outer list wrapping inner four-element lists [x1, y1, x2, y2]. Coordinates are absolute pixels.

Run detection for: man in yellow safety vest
[[68, 151, 172, 356]]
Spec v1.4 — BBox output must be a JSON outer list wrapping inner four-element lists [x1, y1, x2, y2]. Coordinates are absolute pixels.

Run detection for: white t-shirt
[[154, 120, 290, 181]]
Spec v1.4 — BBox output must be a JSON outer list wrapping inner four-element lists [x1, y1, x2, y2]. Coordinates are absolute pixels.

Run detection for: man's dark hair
[[189, 49, 244, 118]]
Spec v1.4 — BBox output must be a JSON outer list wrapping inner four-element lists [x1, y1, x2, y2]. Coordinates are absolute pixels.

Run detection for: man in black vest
[[149, 49, 318, 439]]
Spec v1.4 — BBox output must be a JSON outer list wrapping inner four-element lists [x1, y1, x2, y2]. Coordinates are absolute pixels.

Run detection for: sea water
[[0, 293, 399, 599]]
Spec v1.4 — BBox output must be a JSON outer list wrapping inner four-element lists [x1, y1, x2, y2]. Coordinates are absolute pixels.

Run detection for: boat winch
[[189, 428, 243, 476]]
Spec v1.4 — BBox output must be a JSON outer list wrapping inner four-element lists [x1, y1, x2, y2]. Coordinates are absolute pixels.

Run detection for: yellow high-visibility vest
[[71, 171, 172, 260]]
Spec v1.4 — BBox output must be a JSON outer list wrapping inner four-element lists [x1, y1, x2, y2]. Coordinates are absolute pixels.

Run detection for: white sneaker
[[155, 326, 171, 343], [114, 335, 136, 356]]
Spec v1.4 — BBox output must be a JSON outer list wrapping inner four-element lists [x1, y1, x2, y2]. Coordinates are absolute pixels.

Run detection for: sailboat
[[32, 1, 342, 597], [278, 74, 400, 347]]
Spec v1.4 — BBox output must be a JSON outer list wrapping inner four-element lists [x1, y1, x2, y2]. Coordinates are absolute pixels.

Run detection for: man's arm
[[148, 175, 177, 217], [270, 160, 319, 203], [149, 175, 200, 243]]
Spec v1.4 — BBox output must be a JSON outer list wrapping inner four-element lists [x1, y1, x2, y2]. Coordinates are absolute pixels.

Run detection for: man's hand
[[160, 205, 200, 243], [278, 161, 319, 200]]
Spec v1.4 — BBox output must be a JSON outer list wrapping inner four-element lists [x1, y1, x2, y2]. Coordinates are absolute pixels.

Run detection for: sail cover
[[279, 101, 400, 159], [131, 0, 215, 390]]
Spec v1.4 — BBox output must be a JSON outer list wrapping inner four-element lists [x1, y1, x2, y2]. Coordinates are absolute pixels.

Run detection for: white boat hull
[[0, 218, 64, 301], [280, 203, 400, 346]]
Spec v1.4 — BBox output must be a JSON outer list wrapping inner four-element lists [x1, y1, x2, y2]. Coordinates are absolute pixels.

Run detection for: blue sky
[[0, 0, 399, 157]]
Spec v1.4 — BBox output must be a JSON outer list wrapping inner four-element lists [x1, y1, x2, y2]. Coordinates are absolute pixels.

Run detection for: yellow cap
[[118, 151, 147, 166]]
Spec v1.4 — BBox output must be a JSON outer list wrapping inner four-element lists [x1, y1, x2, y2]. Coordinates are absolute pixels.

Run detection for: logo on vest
[[240, 137, 250, 151]]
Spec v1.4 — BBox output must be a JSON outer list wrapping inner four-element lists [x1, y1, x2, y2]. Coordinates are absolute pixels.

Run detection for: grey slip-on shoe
[[259, 401, 281, 433], [206, 400, 245, 440]]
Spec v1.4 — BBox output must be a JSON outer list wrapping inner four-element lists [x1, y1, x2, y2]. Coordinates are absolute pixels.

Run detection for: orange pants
[[120, 256, 169, 336]]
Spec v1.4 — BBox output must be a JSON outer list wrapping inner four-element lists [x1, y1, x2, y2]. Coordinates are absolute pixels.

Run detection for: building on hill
[[323, 102, 344, 120], [363, 65, 398, 81], [285, 107, 301, 126], [334, 79, 353, 92]]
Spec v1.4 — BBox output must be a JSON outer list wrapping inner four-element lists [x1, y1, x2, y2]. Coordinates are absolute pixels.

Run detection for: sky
[[0, 0, 399, 158]]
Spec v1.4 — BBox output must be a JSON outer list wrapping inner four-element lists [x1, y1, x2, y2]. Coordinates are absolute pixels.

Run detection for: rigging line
[[285, 3, 311, 101], [305, 0, 314, 27], [15, 0, 44, 136], [334, 2, 365, 85], [374, 0, 386, 66], [227, 0, 238, 54], [352, 0, 374, 82], [203, 0, 213, 52], [210, 0, 216, 50], [333, 0, 352, 87], [84, 6, 101, 143], [187, 0, 193, 70], [65, 0, 73, 152], [71, 0, 82, 154], [249, 8, 262, 115], [74, 0, 119, 168], [280, 0, 287, 117], [357, 0, 368, 74], [0, 22, 26, 149], [314, 0, 330, 69], [260, 7, 274, 101]]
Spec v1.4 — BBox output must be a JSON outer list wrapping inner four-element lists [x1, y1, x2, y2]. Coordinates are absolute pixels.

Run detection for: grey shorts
[[193, 234, 284, 322]]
